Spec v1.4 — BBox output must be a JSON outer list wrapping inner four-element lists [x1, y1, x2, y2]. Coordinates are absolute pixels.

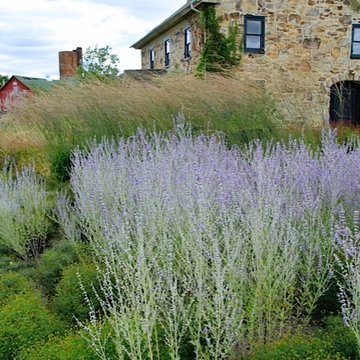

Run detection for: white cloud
[[0, 0, 185, 79]]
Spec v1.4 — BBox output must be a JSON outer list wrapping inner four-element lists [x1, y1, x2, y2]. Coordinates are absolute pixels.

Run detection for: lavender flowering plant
[[335, 211, 360, 356], [0, 161, 50, 259], [57, 122, 360, 359]]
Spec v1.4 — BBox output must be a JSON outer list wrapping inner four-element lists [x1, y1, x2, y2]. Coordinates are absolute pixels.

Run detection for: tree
[[0, 74, 9, 87], [77, 45, 120, 79]]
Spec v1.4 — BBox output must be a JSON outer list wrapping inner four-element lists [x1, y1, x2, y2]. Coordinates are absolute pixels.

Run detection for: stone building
[[132, 0, 360, 124]]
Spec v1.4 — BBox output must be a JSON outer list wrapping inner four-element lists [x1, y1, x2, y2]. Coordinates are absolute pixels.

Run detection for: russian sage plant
[[0, 162, 50, 259], [335, 211, 360, 356], [58, 125, 360, 359]]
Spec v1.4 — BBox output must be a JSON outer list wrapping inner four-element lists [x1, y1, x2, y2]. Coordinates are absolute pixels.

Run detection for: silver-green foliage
[[335, 211, 360, 358], [0, 162, 50, 259], [57, 126, 360, 359]]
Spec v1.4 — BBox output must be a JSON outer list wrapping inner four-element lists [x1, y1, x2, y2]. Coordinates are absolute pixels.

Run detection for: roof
[[131, 0, 219, 49], [13, 76, 55, 91], [0, 75, 55, 92], [351, 0, 360, 9]]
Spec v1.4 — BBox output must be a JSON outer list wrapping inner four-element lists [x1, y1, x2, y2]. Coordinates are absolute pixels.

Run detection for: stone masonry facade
[[140, 13, 202, 74], [134, 0, 360, 122]]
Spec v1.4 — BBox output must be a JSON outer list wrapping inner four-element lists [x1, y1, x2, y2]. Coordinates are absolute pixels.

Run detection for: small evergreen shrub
[[19, 331, 104, 360], [249, 317, 357, 360], [0, 291, 66, 360], [52, 262, 101, 323], [35, 240, 79, 297], [0, 271, 36, 306], [323, 316, 358, 359], [19, 322, 116, 360], [0, 254, 18, 274]]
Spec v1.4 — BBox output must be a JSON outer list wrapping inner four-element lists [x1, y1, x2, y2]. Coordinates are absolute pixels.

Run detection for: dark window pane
[[246, 35, 261, 49], [247, 20, 262, 35]]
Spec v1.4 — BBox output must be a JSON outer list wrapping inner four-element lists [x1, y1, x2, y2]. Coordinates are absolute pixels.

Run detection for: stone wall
[[140, 0, 360, 122], [141, 12, 203, 74], [214, 0, 360, 122]]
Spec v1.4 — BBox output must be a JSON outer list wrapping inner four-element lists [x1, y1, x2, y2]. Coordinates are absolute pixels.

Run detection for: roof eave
[[350, 0, 360, 10], [131, 0, 219, 49]]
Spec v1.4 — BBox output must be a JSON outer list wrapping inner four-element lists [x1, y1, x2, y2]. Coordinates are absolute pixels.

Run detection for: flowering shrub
[[58, 125, 360, 359], [0, 162, 50, 259], [335, 211, 360, 357]]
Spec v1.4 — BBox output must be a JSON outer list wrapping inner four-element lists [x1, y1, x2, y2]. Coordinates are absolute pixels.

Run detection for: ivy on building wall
[[196, 6, 242, 76]]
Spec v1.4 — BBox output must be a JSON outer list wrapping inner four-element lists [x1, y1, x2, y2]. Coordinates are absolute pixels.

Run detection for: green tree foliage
[[78, 45, 120, 79], [197, 6, 242, 76], [0, 74, 8, 87]]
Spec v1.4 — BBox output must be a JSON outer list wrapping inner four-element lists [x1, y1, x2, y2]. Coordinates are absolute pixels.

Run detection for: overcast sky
[[0, 0, 185, 79]]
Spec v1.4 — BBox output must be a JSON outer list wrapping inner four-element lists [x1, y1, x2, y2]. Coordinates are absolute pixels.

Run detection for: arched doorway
[[330, 81, 360, 125]]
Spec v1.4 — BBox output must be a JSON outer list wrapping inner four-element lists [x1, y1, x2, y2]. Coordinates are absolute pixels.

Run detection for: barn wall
[[0, 78, 31, 111]]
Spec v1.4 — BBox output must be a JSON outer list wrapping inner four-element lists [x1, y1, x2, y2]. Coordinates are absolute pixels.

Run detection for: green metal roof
[[14, 76, 56, 92], [131, 0, 219, 49]]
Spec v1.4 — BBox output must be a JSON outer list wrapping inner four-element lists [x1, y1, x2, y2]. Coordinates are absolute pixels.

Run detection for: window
[[330, 81, 360, 125], [13, 81, 20, 95], [164, 39, 171, 67], [184, 27, 192, 59], [149, 48, 155, 70], [351, 24, 360, 59], [244, 15, 265, 53]]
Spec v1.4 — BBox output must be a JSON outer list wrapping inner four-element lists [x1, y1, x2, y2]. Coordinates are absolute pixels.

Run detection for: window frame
[[244, 14, 265, 54], [351, 24, 360, 59], [184, 27, 192, 60], [164, 39, 171, 68], [149, 48, 155, 70]]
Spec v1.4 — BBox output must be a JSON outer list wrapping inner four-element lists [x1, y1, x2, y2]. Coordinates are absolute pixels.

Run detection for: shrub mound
[[35, 240, 79, 297], [0, 291, 66, 360], [0, 271, 36, 306], [52, 263, 101, 323], [249, 316, 357, 360]]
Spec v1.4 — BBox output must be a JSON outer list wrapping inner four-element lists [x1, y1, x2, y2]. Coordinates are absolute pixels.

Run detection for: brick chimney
[[59, 47, 83, 79]]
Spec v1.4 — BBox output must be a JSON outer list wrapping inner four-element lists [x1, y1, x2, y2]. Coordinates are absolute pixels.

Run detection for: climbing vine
[[196, 6, 242, 76]]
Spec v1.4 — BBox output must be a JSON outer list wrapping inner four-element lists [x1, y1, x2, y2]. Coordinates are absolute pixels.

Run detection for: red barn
[[0, 75, 52, 112]]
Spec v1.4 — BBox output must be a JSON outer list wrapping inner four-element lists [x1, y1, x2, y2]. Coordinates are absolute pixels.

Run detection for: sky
[[0, 0, 185, 79]]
